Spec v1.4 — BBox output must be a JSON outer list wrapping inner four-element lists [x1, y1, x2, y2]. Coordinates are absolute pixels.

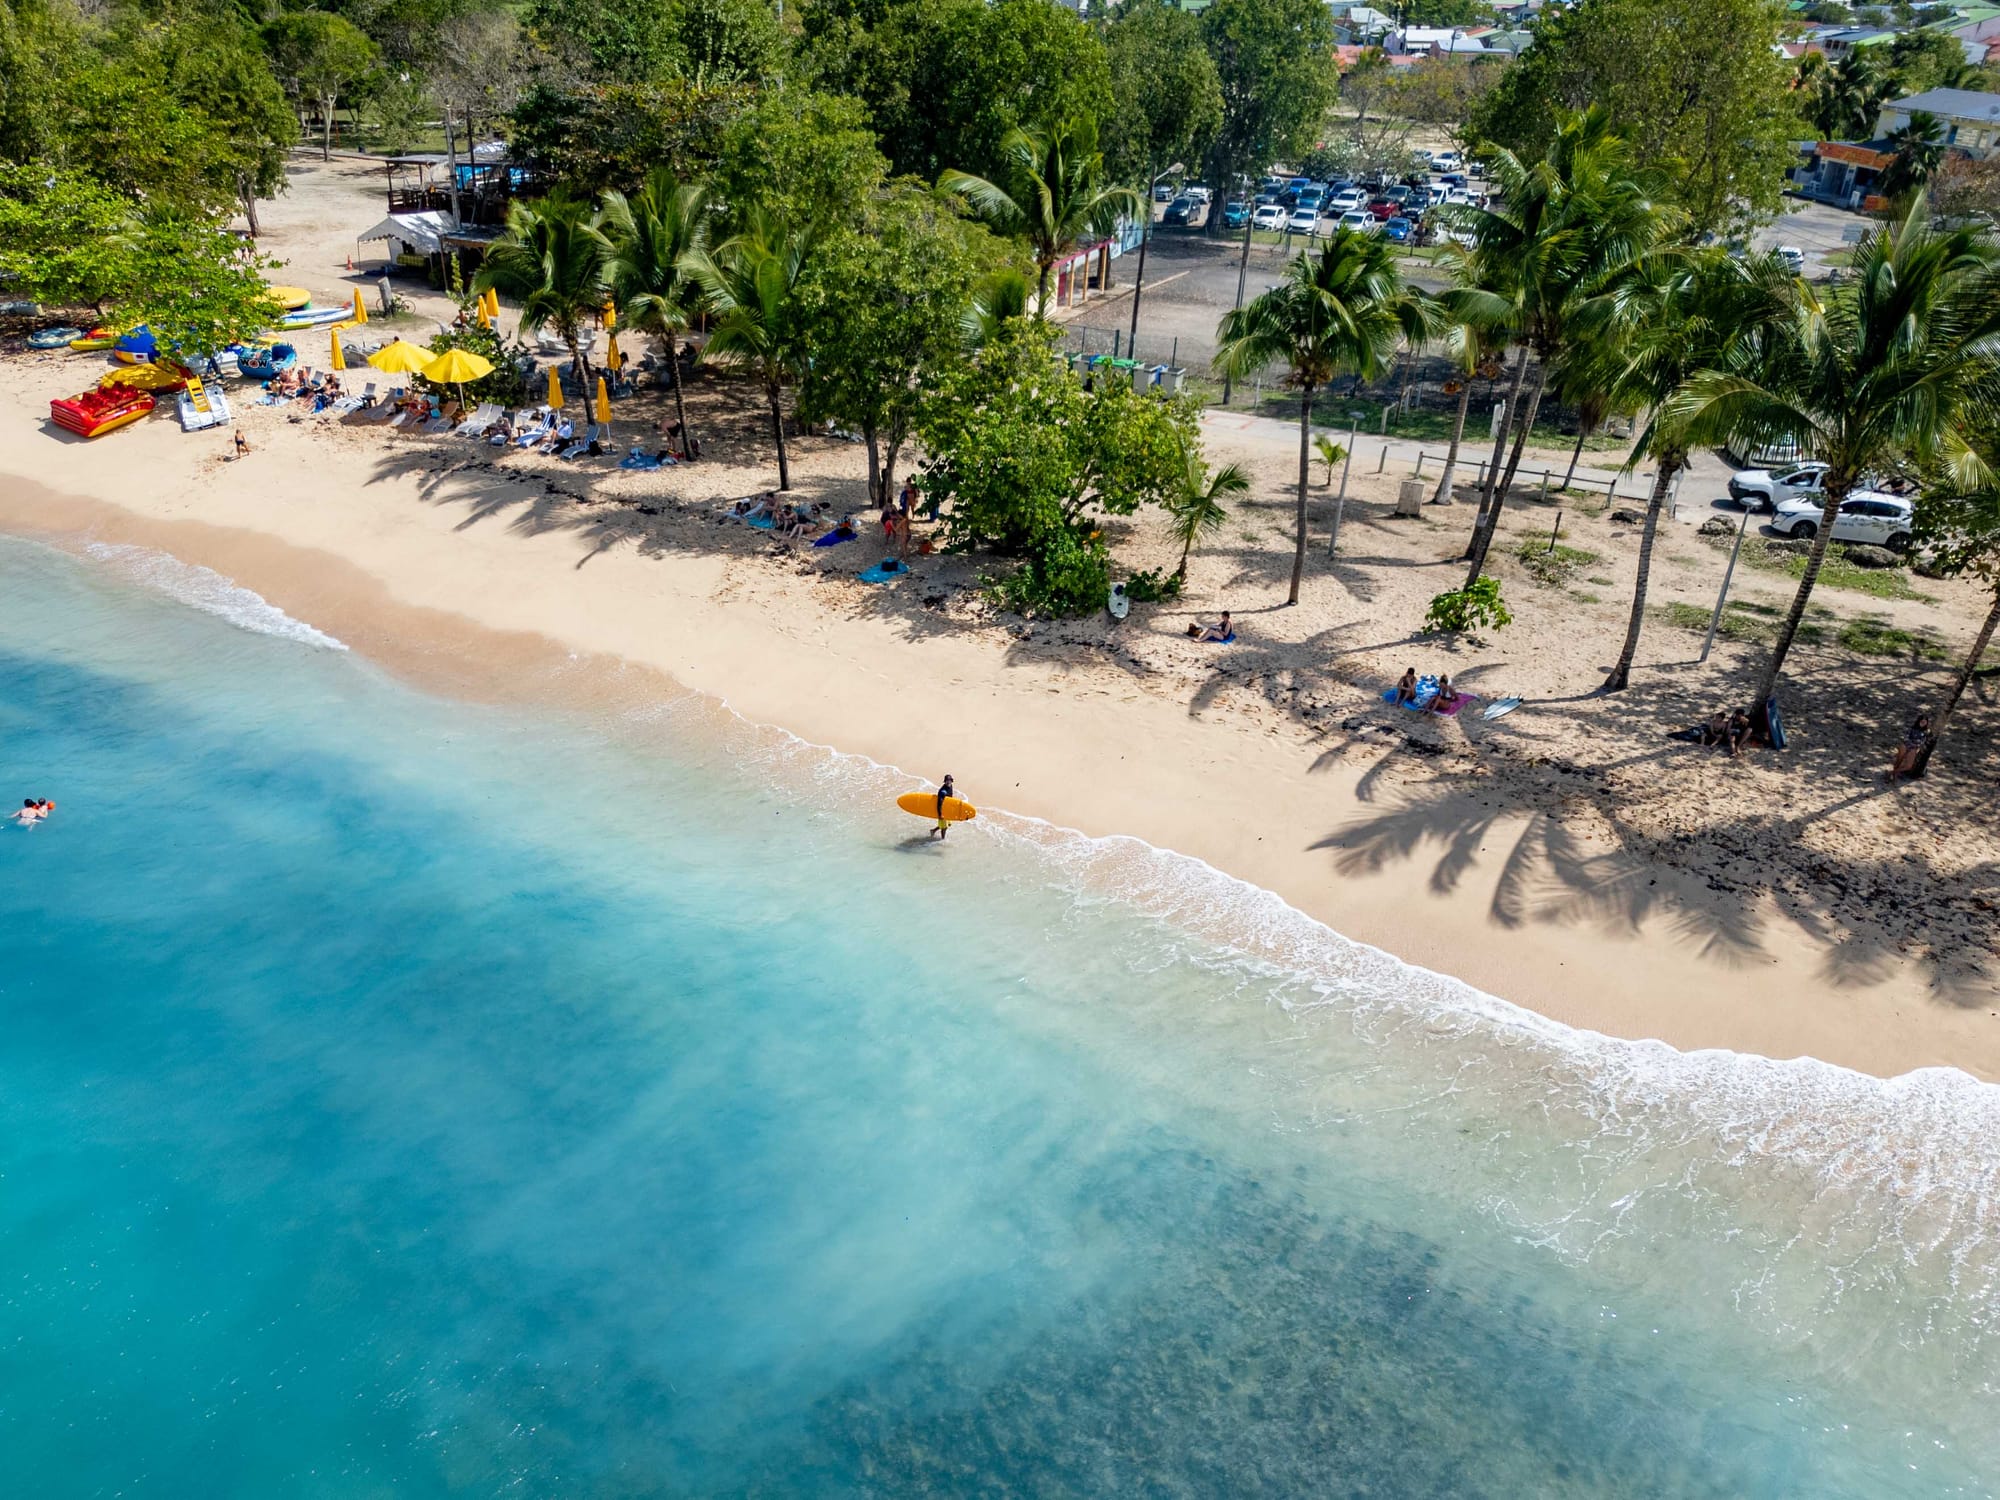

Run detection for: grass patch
[[1513, 538, 1599, 587], [1653, 598, 1827, 647], [1709, 534, 1929, 601], [1586, 574, 1614, 586], [1835, 615, 1951, 661]]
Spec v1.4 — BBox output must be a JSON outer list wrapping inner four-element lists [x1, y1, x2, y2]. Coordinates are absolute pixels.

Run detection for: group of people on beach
[[1391, 667, 1469, 715]]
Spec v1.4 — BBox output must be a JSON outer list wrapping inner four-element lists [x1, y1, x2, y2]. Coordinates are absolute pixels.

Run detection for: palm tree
[[1215, 229, 1431, 605], [1915, 469, 2000, 759], [964, 267, 1031, 348], [940, 120, 1143, 316], [1574, 249, 1798, 691], [683, 210, 813, 490], [1451, 107, 1673, 588], [1879, 112, 1948, 200], [1425, 281, 1512, 505], [1669, 198, 2000, 709], [475, 195, 611, 390], [1167, 451, 1250, 581], [600, 167, 709, 456]]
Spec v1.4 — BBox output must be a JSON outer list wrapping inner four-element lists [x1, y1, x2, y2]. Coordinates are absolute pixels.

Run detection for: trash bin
[[1159, 367, 1184, 396], [1396, 479, 1425, 517]]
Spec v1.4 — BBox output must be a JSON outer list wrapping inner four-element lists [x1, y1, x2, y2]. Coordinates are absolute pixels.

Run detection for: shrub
[[1424, 577, 1513, 634], [995, 529, 1111, 618], [1122, 567, 1182, 603]]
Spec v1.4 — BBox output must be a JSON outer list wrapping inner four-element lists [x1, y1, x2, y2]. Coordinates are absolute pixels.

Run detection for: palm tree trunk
[[1129, 170, 1156, 348], [321, 95, 335, 160], [1431, 379, 1472, 504], [239, 174, 261, 237], [1176, 531, 1194, 581], [1756, 479, 1849, 705], [660, 332, 692, 456], [1035, 261, 1052, 319], [1469, 347, 1527, 540], [1604, 453, 1680, 692], [1465, 359, 1548, 586], [768, 380, 790, 491], [1927, 583, 2000, 754], [1288, 384, 1314, 605], [1561, 426, 1587, 490]]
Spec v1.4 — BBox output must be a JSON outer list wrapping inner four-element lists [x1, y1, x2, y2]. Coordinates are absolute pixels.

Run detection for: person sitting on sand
[[1724, 708, 1752, 758], [1392, 667, 1419, 707], [1699, 709, 1730, 747], [1426, 673, 1457, 713], [1188, 611, 1232, 642], [1890, 711, 1933, 781]]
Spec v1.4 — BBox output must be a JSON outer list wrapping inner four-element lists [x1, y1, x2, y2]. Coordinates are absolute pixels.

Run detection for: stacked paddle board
[[178, 376, 231, 432]]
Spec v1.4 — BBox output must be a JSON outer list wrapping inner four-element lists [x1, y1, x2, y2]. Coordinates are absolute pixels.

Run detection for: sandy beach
[[4, 157, 1997, 1082]]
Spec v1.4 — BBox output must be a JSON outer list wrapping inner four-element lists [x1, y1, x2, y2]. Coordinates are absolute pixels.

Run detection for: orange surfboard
[[897, 792, 977, 823]]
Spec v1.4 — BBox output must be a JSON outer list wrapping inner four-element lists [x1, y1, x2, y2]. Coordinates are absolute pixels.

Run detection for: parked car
[[1153, 182, 1176, 203], [1337, 210, 1376, 234], [1775, 245, 1806, 274], [1253, 203, 1287, 230], [1222, 199, 1250, 228], [1287, 205, 1320, 236], [1382, 184, 1412, 205], [1164, 196, 1195, 226], [1383, 216, 1414, 243], [1366, 198, 1400, 220], [1185, 183, 1212, 203], [1330, 188, 1365, 213], [1439, 172, 1469, 189], [1770, 492, 1913, 548], [1728, 461, 1828, 512], [1430, 150, 1462, 172], [1297, 186, 1324, 210]]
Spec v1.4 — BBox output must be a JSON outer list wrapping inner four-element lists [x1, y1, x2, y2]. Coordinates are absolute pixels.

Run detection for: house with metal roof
[[1877, 88, 2000, 156]]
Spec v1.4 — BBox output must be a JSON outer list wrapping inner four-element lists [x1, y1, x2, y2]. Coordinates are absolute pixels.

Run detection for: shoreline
[[3, 385, 1994, 1081]]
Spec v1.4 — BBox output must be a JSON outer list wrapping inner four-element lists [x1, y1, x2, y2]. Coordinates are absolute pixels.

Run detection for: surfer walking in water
[[934, 774, 956, 841]]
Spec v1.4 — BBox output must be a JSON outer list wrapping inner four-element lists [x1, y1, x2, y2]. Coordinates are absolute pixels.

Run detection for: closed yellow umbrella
[[594, 375, 611, 425], [483, 287, 498, 319], [605, 332, 623, 373], [351, 288, 368, 324], [602, 300, 617, 331], [367, 338, 435, 374], [546, 364, 564, 409], [475, 300, 491, 329], [329, 331, 346, 372]]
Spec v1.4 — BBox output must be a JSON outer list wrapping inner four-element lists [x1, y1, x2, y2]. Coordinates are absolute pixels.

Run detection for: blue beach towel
[[619, 452, 661, 471], [813, 526, 858, 548], [747, 515, 776, 530], [858, 559, 908, 583], [1383, 675, 1442, 711]]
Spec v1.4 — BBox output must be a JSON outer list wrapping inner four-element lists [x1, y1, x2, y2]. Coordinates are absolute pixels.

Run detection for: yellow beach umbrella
[[367, 338, 435, 374], [476, 301, 491, 329], [487, 287, 501, 319], [351, 288, 368, 324], [546, 364, 564, 410], [602, 300, 617, 331], [329, 331, 346, 372], [425, 348, 494, 386], [605, 332, 623, 373], [594, 375, 611, 426]]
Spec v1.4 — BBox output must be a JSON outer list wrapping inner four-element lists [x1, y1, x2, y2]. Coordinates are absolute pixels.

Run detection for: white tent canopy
[[357, 211, 455, 259]]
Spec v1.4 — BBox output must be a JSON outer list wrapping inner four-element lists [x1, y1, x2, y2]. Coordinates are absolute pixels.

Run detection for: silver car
[[1769, 492, 1913, 549]]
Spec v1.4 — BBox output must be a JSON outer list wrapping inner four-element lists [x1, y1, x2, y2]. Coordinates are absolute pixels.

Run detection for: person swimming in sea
[[11, 797, 53, 827], [933, 774, 956, 841]]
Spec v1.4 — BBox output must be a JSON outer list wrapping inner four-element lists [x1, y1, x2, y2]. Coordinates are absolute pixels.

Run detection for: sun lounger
[[458, 401, 503, 435], [423, 402, 462, 435]]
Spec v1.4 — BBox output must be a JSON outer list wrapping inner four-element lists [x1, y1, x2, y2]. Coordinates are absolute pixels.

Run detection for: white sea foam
[[631, 693, 2000, 1378], [84, 543, 348, 651]]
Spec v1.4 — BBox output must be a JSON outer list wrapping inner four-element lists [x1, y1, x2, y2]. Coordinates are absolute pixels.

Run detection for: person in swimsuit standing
[[933, 774, 956, 841]]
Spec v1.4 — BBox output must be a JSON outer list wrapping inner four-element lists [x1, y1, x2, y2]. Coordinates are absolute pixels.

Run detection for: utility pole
[[1221, 173, 1253, 404]]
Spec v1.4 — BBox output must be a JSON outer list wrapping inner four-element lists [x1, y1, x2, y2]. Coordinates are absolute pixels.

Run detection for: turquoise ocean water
[[2, 532, 1997, 1498]]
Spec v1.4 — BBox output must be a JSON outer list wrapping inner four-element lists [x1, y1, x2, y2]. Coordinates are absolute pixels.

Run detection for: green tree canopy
[[508, 78, 747, 197], [1198, 0, 1340, 208], [262, 10, 380, 160], [521, 0, 781, 86], [794, 185, 995, 507], [798, 0, 1112, 183], [918, 319, 1199, 614], [714, 88, 889, 234], [1101, 0, 1224, 185], [1468, 0, 1802, 237]]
